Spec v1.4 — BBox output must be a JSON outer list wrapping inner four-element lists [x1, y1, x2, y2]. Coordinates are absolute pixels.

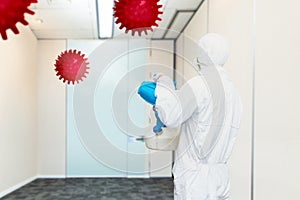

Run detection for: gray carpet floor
[[1, 178, 174, 200]]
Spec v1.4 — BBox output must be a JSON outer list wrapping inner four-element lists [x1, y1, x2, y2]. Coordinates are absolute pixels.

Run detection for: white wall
[[254, 0, 300, 199], [176, 0, 253, 199], [37, 40, 66, 177], [0, 26, 38, 196]]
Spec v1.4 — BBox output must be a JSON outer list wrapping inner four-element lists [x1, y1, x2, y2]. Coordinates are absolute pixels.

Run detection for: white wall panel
[[37, 40, 66, 176], [255, 0, 300, 198], [0, 26, 38, 196]]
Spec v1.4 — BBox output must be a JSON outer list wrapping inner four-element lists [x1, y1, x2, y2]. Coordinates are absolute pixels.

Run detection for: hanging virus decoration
[[113, 0, 163, 36], [54, 49, 90, 85], [0, 0, 38, 40]]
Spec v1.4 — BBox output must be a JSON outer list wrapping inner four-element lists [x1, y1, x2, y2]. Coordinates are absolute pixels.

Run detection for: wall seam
[[207, 0, 210, 33], [65, 39, 68, 178], [251, 0, 257, 199]]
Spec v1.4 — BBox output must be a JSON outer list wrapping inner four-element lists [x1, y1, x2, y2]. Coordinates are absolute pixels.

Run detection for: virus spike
[[138, 30, 142, 36], [20, 19, 29, 26], [0, 31, 8, 40], [25, 8, 35, 15], [0, 0, 37, 40], [11, 26, 20, 34]]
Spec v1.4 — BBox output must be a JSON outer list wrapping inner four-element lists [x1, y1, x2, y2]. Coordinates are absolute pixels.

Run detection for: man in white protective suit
[[153, 33, 243, 200]]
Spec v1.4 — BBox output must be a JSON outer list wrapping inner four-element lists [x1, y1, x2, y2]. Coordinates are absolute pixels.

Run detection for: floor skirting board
[[0, 176, 38, 198]]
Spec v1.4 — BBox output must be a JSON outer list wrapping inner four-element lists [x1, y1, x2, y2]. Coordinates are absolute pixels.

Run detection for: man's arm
[[154, 75, 198, 128]]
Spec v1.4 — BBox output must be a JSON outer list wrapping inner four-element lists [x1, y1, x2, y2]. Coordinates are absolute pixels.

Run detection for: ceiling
[[26, 0, 203, 40]]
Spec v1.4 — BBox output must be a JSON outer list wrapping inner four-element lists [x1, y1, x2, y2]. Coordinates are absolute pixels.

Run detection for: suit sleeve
[[154, 76, 199, 128]]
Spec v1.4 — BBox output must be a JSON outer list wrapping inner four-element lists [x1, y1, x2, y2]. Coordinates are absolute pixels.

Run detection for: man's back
[[172, 67, 242, 199], [154, 33, 243, 199]]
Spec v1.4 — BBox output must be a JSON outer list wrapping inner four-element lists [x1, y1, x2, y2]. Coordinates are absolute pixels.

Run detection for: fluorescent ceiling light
[[47, 0, 72, 5], [97, 0, 114, 38]]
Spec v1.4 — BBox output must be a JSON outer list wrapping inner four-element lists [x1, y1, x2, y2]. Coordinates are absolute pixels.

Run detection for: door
[[66, 39, 174, 177]]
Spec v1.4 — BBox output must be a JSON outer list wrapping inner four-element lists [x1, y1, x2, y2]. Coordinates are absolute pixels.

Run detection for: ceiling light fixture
[[47, 0, 72, 5], [96, 0, 114, 38]]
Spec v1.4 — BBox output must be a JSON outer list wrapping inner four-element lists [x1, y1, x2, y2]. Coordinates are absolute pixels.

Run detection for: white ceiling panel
[[30, 0, 90, 10], [27, 0, 97, 39], [152, 8, 176, 39], [27, 10, 93, 30], [165, 0, 203, 10], [33, 29, 95, 39], [25, 0, 203, 40], [165, 11, 194, 39]]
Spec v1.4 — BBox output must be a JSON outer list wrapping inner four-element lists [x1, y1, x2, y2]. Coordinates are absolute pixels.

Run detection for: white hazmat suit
[[154, 33, 243, 200]]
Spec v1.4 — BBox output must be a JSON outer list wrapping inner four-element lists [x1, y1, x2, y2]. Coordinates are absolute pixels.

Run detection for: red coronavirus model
[[0, 0, 37, 40], [54, 49, 90, 85], [113, 0, 163, 36]]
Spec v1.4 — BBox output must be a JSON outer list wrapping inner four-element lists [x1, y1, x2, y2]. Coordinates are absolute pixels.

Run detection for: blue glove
[[137, 81, 166, 134], [153, 110, 166, 134], [137, 80, 177, 105]]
